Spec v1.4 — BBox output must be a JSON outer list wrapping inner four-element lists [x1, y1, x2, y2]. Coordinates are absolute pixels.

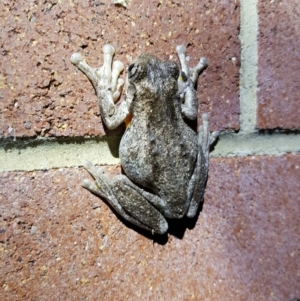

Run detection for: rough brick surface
[[0, 155, 299, 301], [257, 0, 300, 129], [0, 0, 240, 138]]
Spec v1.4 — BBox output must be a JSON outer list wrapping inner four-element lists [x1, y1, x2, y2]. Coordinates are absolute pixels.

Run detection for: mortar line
[[239, 0, 258, 133], [0, 133, 299, 172]]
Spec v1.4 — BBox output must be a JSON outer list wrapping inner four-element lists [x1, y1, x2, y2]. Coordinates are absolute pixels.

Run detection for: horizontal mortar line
[[211, 132, 300, 157], [0, 133, 299, 172]]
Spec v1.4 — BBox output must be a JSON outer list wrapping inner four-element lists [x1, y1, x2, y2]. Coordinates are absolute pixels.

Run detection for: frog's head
[[125, 54, 180, 112]]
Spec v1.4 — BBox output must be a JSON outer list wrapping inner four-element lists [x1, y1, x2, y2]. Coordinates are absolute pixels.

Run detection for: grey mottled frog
[[71, 45, 218, 234]]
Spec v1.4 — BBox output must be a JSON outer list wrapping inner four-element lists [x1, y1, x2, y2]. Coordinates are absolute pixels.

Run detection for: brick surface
[[0, 0, 240, 138], [257, 0, 300, 129], [0, 155, 299, 300]]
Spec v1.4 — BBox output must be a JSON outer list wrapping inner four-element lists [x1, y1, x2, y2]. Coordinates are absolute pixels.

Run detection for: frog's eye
[[128, 63, 138, 78]]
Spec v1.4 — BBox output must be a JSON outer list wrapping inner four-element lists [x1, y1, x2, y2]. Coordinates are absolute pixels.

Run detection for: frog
[[71, 44, 219, 235]]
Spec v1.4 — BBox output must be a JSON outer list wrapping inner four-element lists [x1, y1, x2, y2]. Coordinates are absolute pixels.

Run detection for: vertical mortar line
[[239, 0, 259, 134]]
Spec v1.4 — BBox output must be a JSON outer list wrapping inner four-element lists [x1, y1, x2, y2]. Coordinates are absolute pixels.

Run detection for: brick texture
[[1, 155, 299, 300], [0, 0, 240, 138], [257, 0, 300, 129]]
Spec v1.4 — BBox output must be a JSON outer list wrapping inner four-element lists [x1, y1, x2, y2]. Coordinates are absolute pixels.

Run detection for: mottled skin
[[71, 45, 218, 234]]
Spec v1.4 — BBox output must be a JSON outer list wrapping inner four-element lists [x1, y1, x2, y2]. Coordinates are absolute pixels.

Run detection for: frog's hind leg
[[82, 161, 168, 234], [186, 114, 219, 218]]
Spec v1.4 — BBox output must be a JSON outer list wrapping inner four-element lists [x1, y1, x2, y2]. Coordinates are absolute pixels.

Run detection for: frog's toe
[[176, 45, 186, 55], [202, 113, 209, 122], [82, 178, 97, 191], [156, 219, 168, 235], [70, 52, 83, 65], [210, 131, 219, 145], [199, 57, 208, 67], [83, 160, 94, 169], [103, 44, 115, 56]]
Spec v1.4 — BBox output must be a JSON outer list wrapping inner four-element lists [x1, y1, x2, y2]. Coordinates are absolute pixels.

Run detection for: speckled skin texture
[[257, 0, 300, 129], [0, 155, 299, 300], [72, 45, 218, 234], [0, 0, 240, 137]]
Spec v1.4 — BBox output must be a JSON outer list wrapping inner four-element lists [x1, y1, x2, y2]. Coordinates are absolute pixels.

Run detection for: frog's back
[[120, 115, 197, 217]]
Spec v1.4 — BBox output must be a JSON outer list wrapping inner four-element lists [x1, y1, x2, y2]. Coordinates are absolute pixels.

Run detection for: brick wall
[[0, 0, 299, 300]]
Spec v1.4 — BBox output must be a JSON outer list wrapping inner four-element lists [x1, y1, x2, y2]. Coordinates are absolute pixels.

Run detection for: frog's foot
[[82, 161, 168, 235], [176, 45, 208, 85], [176, 45, 208, 120], [82, 161, 114, 200], [71, 45, 128, 129], [186, 114, 219, 218]]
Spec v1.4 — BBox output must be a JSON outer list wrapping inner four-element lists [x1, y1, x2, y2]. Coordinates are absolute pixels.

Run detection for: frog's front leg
[[71, 45, 128, 129], [186, 114, 219, 218], [82, 161, 168, 234], [176, 45, 208, 120]]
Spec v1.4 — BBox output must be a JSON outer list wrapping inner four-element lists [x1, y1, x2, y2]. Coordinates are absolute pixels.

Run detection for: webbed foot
[[176, 45, 208, 120], [71, 45, 128, 129]]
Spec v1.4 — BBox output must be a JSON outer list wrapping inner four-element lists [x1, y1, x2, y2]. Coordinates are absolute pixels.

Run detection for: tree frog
[[71, 44, 218, 234]]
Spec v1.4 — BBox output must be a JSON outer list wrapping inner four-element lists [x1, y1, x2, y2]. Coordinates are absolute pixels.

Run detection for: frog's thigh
[[112, 175, 168, 235]]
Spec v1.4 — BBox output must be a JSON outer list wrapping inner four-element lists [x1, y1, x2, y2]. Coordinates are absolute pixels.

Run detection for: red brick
[[0, 0, 240, 138], [257, 0, 300, 129], [0, 155, 299, 300]]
